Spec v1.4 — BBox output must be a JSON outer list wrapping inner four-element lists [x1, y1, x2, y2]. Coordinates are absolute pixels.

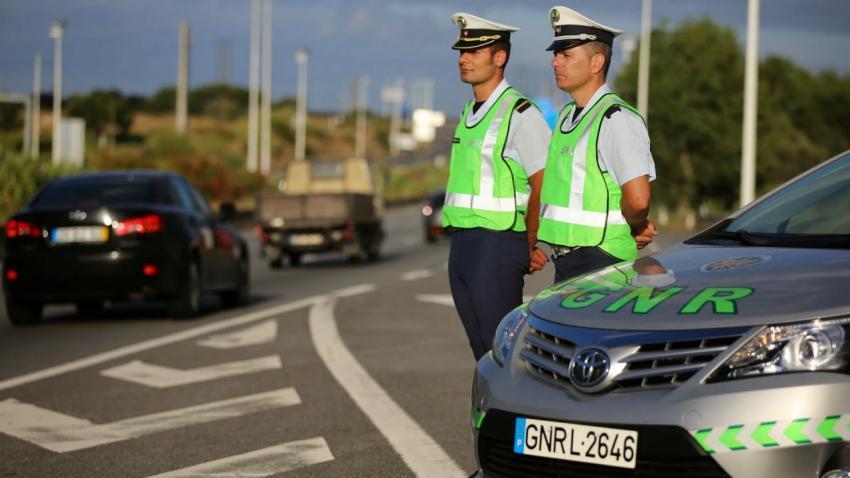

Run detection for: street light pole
[[246, 0, 260, 172], [259, 0, 272, 174], [637, 0, 652, 120], [176, 21, 190, 134], [740, 0, 760, 207], [294, 48, 309, 161], [32, 52, 41, 158], [49, 20, 64, 164], [355, 76, 368, 158]]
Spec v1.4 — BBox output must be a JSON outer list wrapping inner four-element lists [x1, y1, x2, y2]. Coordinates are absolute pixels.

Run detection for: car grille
[[520, 318, 745, 392], [478, 410, 731, 478]]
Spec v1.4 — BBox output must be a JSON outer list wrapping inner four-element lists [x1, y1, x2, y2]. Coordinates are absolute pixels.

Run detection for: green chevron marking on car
[[472, 407, 485, 430], [817, 415, 843, 442], [720, 424, 746, 451], [690, 415, 850, 453], [751, 421, 779, 447], [694, 428, 714, 454], [784, 418, 812, 444]]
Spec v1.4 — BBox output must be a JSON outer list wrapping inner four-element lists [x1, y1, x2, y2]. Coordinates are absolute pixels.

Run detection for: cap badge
[[550, 9, 560, 24], [456, 17, 467, 29]]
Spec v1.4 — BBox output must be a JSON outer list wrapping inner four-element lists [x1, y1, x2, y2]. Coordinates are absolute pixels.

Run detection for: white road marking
[[416, 293, 535, 307], [196, 320, 278, 349], [148, 437, 334, 477], [309, 298, 465, 478], [416, 294, 455, 307], [0, 388, 301, 453], [100, 355, 282, 389], [0, 284, 375, 392], [400, 269, 434, 281]]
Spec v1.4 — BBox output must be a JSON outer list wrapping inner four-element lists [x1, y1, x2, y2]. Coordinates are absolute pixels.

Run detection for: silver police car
[[473, 150, 850, 477]]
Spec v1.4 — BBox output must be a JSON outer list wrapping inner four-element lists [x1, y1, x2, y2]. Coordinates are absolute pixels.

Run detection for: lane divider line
[[309, 297, 465, 478], [400, 269, 434, 281], [0, 284, 375, 393], [147, 436, 334, 477]]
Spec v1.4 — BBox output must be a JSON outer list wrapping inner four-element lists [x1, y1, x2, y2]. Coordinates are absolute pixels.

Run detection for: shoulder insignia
[[604, 104, 621, 119], [515, 99, 532, 113]]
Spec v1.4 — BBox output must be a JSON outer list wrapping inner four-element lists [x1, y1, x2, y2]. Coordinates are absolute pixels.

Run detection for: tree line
[[614, 19, 850, 213]]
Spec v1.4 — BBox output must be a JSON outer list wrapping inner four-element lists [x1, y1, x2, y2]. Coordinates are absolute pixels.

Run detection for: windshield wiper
[[690, 227, 850, 248]]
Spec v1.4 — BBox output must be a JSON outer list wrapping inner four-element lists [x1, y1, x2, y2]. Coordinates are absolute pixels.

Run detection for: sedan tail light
[[114, 214, 162, 236], [5, 220, 42, 239]]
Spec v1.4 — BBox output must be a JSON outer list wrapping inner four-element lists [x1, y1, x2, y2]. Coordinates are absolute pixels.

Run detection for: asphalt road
[[0, 205, 691, 477]]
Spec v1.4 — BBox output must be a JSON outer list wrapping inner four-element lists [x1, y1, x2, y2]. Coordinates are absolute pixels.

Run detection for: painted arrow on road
[[0, 388, 301, 453], [100, 355, 282, 389], [148, 437, 334, 477], [196, 320, 278, 349]]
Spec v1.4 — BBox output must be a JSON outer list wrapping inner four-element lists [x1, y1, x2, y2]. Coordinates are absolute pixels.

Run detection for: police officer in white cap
[[537, 5, 657, 284], [444, 12, 551, 361]]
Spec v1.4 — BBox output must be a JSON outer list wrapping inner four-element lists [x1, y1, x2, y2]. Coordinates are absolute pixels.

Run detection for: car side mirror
[[218, 202, 237, 222]]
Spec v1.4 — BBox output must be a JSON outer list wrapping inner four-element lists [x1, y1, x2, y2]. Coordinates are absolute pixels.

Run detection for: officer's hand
[[633, 220, 657, 249], [529, 247, 549, 273]]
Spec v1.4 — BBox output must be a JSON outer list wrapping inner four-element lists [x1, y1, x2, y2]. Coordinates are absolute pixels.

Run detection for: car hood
[[527, 244, 850, 330]]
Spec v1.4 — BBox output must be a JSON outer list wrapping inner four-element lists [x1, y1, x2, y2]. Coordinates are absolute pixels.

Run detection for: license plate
[[289, 233, 323, 246], [51, 226, 109, 244], [514, 417, 637, 469]]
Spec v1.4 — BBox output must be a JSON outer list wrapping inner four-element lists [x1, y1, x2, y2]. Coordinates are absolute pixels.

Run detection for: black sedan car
[[2, 171, 249, 324], [422, 189, 446, 243]]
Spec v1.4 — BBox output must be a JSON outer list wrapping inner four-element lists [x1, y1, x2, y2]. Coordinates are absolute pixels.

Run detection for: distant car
[[472, 150, 850, 477], [2, 171, 250, 325], [422, 189, 446, 243]]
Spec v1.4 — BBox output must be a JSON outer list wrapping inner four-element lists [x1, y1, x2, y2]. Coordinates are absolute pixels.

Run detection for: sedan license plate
[[514, 418, 637, 469], [51, 226, 109, 244], [289, 233, 323, 246]]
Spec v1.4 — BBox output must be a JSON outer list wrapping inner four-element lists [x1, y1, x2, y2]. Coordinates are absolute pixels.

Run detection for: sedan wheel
[[6, 300, 43, 326], [168, 260, 201, 318], [221, 255, 250, 308]]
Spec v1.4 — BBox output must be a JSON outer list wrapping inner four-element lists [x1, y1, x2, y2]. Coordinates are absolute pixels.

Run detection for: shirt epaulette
[[515, 99, 532, 113]]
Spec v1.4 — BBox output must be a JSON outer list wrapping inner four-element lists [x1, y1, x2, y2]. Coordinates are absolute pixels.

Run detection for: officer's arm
[[526, 169, 545, 251], [621, 176, 656, 248]]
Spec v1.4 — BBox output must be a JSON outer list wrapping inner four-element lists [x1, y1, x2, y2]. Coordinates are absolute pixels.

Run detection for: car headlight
[[492, 305, 529, 366], [709, 317, 850, 382]]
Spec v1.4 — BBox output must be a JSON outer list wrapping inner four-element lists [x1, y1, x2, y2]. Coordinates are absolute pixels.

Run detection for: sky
[[1, 0, 849, 114]]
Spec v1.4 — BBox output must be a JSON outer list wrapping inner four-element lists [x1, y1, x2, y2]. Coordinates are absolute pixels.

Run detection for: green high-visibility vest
[[443, 88, 531, 232], [538, 93, 643, 261]]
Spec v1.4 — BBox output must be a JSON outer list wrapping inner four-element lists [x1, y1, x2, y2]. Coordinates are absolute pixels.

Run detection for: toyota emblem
[[68, 210, 87, 221], [569, 348, 610, 388]]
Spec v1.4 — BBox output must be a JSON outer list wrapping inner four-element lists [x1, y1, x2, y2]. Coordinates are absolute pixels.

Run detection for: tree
[[614, 18, 850, 213], [65, 89, 134, 138]]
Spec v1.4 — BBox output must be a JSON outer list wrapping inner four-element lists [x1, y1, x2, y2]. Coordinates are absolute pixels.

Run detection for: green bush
[[0, 151, 79, 221]]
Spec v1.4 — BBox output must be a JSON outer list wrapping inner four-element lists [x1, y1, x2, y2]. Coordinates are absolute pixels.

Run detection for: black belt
[[550, 245, 581, 259]]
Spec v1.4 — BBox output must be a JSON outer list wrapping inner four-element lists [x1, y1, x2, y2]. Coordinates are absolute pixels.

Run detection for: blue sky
[[1, 0, 849, 113]]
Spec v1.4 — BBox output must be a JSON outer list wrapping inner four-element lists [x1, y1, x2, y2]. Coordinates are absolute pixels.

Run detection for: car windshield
[[32, 175, 173, 208], [693, 152, 850, 248]]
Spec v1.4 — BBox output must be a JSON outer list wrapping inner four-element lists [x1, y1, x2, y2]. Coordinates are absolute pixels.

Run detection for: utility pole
[[740, 0, 760, 207], [259, 0, 272, 174], [176, 21, 190, 134], [49, 20, 64, 164], [31, 52, 41, 158], [294, 48, 309, 161], [355, 76, 368, 158], [637, 0, 652, 120], [246, 0, 260, 172]]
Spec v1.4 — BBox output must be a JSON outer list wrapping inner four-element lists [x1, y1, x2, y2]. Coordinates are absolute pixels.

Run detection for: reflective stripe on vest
[[443, 88, 530, 231], [538, 93, 641, 260]]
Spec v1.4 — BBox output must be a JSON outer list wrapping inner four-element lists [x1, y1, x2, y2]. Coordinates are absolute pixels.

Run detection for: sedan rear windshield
[[32, 176, 174, 208]]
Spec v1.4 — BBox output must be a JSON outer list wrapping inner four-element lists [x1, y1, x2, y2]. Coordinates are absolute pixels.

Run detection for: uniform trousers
[[553, 246, 622, 284], [448, 228, 530, 361]]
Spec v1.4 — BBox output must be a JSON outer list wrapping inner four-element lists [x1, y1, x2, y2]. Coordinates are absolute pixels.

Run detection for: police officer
[[537, 5, 657, 284], [444, 12, 550, 361]]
